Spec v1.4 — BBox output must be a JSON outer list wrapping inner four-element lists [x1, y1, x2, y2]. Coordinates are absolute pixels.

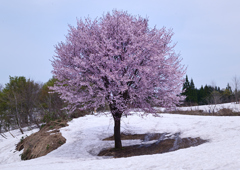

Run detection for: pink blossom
[[51, 10, 186, 117]]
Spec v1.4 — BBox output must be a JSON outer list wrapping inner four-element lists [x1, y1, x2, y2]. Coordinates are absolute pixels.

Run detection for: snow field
[[1, 103, 240, 169]]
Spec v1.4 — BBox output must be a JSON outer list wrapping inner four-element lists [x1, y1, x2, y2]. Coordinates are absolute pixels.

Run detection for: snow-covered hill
[[1, 103, 240, 170]]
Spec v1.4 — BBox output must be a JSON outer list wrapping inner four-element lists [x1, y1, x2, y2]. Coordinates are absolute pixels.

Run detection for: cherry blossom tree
[[51, 10, 185, 148]]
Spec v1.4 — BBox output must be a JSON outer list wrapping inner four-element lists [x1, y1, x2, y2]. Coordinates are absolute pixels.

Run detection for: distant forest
[[0, 76, 89, 134], [0, 75, 239, 134], [181, 75, 240, 106]]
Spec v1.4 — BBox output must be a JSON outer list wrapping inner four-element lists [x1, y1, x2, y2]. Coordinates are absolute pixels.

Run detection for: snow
[[1, 103, 240, 170], [178, 102, 240, 113]]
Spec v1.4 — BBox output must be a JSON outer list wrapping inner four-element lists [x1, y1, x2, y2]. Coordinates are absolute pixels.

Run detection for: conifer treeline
[[181, 75, 236, 106]]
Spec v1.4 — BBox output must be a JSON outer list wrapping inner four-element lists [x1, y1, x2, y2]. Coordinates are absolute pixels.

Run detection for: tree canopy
[[51, 10, 185, 115], [51, 10, 185, 148]]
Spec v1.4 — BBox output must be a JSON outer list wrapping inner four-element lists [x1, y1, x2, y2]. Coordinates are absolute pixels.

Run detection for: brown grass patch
[[164, 109, 240, 116], [217, 108, 240, 116], [16, 119, 68, 160]]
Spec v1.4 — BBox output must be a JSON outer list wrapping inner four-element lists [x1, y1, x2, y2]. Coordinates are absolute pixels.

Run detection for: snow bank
[[178, 102, 240, 113]]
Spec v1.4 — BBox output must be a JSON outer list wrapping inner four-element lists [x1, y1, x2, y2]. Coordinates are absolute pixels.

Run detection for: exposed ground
[[98, 133, 207, 158], [15, 122, 207, 160], [16, 119, 68, 160]]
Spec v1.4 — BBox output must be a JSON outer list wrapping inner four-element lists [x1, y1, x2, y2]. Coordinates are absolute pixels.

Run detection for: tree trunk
[[13, 93, 24, 134], [109, 102, 123, 149], [114, 118, 122, 149]]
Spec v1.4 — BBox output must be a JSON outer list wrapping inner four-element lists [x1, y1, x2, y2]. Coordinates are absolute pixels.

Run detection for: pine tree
[[189, 79, 198, 104], [182, 76, 198, 105], [198, 86, 205, 105]]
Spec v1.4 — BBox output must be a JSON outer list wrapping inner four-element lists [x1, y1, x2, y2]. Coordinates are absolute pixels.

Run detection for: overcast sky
[[0, 0, 239, 88]]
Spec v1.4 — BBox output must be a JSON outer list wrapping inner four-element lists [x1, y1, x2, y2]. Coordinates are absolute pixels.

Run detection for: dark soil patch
[[16, 119, 68, 160], [98, 133, 207, 158], [165, 109, 240, 116]]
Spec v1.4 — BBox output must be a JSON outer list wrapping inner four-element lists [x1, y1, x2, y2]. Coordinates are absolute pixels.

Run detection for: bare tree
[[22, 79, 41, 128], [232, 76, 240, 103], [205, 81, 222, 114], [211, 91, 221, 105], [7, 84, 24, 134]]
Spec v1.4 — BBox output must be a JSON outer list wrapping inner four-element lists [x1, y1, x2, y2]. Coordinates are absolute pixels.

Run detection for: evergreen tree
[[181, 76, 198, 105], [189, 79, 198, 104], [181, 75, 190, 103], [197, 86, 205, 105], [182, 75, 190, 93]]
